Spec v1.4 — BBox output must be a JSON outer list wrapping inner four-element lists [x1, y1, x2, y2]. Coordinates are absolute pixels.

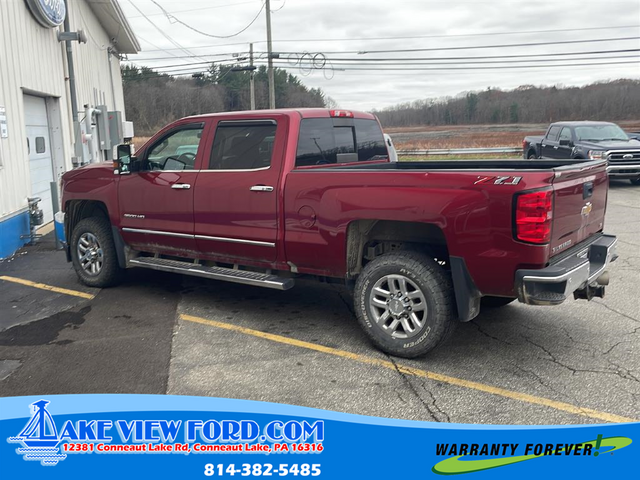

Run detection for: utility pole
[[265, 0, 276, 109], [250, 43, 256, 110]]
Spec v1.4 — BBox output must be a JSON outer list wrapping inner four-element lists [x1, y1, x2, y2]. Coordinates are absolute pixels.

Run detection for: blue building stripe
[[0, 211, 30, 259]]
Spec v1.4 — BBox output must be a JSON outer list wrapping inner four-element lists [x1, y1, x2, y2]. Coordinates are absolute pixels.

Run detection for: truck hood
[[62, 161, 113, 181], [580, 139, 640, 150]]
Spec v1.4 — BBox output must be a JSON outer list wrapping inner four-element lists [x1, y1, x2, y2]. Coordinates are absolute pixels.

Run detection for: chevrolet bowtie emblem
[[581, 202, 593, 216]]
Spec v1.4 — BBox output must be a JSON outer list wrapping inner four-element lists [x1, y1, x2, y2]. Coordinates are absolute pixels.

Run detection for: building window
[[35, 137, 46, 154]]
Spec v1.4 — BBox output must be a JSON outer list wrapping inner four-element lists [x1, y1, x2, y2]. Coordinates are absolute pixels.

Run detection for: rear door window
[[209, 122, 277, 170], [295, 118, 387, 167]]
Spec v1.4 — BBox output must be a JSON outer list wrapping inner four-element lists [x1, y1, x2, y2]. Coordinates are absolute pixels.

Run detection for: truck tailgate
[[550, 160, 608, 258]]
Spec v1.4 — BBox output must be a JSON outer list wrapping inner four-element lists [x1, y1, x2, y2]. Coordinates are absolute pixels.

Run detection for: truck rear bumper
[[515, 234, 618, 306]]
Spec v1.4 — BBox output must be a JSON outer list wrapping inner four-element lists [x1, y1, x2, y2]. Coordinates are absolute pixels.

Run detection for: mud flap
[[450, 256, 482, 322]]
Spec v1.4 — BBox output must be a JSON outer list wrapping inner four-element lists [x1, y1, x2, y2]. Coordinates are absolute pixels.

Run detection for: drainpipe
[[62, 0, 81, 165]]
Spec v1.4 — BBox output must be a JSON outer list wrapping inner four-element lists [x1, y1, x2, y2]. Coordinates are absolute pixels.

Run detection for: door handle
[[250, 185, 274, 192], [171, 183, 191, 190]]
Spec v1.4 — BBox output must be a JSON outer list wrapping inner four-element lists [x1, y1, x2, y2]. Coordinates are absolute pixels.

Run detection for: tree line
[[374, 79, 640, 127], [122, 64, 330, 136]]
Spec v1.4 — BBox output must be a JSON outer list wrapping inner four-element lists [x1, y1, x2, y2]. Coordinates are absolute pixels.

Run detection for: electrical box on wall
[[96, 105, 111, 151], [123, 121, 134, 140], [108, 111, 123, 146]]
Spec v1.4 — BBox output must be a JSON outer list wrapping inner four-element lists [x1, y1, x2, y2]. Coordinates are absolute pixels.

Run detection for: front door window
[[146, 127, 204, 171]]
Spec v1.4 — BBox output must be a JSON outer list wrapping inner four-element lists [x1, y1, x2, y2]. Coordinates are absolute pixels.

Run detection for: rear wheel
[[527, 151, 537, 159], [353, 251, 455, 358], [481, 296, 515, 308], [70, 217, 123, 288]]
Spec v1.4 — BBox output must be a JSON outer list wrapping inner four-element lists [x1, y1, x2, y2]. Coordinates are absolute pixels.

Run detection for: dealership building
[[0, 0, 139, 258]]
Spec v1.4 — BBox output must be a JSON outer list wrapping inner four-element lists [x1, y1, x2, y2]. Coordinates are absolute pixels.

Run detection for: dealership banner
[[0, 395, 636, 478]]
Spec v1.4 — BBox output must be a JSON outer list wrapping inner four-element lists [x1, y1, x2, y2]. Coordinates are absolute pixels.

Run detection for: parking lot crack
[[384, 354, 441, 422], [331, 286, 355, 315], [471, 321, 515, 346], [524, 336, 640, 383], [591, 300, 639, 324]]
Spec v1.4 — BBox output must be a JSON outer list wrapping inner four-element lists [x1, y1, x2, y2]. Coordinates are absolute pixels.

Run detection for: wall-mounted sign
[[0, 106, 8, 139], [25, 0, 66, 28]]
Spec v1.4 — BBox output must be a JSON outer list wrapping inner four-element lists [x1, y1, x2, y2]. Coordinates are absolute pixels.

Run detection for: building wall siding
[[0, 0, 130, 257]]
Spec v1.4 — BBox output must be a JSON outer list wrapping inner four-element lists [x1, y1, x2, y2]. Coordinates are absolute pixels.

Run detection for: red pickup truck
[[61, 109, 618, 358]]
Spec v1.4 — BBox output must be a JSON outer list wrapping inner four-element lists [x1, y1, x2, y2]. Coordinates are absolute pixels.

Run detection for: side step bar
[[129, 257, 294, 290]]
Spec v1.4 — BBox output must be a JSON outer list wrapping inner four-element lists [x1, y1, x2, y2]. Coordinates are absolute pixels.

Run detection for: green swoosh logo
[[432, 436, 632, 475]]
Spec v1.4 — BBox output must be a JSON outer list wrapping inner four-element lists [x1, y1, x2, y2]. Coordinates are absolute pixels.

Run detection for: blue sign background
[[0, 395, 637, 479], [26, 0, 66, 28]]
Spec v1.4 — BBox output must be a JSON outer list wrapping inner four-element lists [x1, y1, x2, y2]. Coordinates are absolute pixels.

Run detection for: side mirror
[[113, 144, 136, 175], [559, 139, 571, 146]]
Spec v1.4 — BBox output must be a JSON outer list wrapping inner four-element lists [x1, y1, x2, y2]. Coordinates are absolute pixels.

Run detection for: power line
[[277, 36, 640, 55], [130, 51, 640, 71], [275, 59, 640, 71], [150, 0, 266, 39], [257, 24, 640, 44], [130, 24, 640, 52], [292, 48, 640, 63], [129, 37, 640, 61], [267, 54, 640, 67], [128, 1, 260, 18], [127, 0, 206, 62]]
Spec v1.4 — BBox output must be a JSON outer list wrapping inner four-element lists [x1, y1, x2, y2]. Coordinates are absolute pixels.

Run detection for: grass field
[[387, 121, 640, 151]]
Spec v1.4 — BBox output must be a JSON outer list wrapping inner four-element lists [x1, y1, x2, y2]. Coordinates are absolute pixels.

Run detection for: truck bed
[[315, 158, 598, 171]]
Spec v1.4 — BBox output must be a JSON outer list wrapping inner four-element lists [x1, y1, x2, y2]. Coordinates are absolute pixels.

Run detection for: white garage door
[[24, 95, 54, 224]]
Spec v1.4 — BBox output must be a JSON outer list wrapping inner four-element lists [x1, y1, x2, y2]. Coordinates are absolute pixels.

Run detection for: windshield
[[574, 124, 629, 142]]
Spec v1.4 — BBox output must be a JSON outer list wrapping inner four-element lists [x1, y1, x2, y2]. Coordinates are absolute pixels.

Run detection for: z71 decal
[[474, 176, 523, 185]]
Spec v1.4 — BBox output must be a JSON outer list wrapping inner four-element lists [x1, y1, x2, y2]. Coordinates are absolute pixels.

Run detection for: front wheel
[[630, 178, 640, 186], [70, 217, 124, 288], [353, 251, 455, 358]]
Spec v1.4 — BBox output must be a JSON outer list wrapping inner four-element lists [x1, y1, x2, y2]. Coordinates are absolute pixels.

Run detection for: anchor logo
[[7, 400, 67, 466]]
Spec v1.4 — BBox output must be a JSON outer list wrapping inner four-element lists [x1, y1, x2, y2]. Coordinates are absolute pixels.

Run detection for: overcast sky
[[119, 0, 640, 110]]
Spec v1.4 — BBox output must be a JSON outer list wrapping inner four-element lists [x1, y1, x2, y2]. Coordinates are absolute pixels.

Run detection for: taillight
[[515, 189, 553, 244], [522, 140, 527, 151], [330, 110, 354, 118]]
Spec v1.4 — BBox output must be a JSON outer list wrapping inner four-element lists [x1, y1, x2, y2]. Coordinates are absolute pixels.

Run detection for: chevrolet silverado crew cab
[[523, 121, 640, 185], [61, 109, 618, 358]]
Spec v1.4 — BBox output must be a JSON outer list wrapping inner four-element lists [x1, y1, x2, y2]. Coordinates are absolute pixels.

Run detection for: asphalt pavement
[[1, 180, 638, 425]]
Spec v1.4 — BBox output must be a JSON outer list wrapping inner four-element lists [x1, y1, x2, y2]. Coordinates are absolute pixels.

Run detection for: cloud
[[120, 0, 640, 110]]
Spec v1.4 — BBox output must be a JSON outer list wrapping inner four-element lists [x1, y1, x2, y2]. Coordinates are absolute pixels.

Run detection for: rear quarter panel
[[283, 168, 556, 296]]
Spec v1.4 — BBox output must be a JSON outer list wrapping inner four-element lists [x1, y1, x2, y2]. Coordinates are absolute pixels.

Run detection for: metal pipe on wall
[[62, 0, 81, 164]]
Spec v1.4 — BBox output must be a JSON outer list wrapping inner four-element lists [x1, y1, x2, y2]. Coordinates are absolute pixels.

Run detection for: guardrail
[[397, 147, 522, 156]]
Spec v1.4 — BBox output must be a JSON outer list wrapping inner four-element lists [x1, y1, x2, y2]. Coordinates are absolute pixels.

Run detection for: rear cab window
[[295, 117, 388, 167]]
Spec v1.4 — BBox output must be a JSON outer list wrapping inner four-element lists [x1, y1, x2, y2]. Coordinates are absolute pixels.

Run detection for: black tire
[[70, 217, 123, 288], [481, 296, 515, 308], [353, 251, 455, 358], [527, 151, 537, 159], [630, 178, 640, 186]]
